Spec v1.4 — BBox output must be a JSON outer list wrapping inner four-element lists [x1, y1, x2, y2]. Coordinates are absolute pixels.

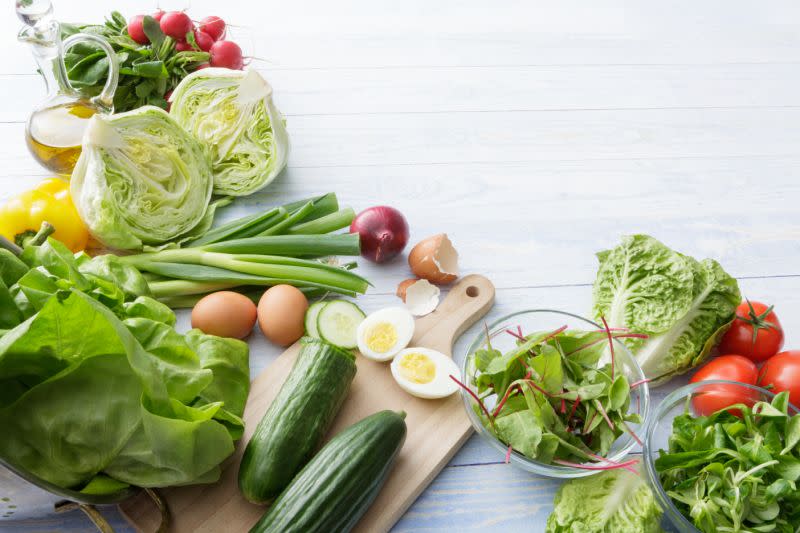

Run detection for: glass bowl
[[460, 309, 650, 478], [642, 380, 799, 533]]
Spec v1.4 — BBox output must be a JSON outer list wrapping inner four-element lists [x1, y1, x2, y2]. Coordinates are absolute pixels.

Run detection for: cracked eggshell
[[407, 233, 459, 285], [396, 278, 417, 301], [397, 278, 440, 316]]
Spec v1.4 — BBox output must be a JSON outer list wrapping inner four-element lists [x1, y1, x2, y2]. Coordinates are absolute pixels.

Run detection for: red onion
[[350, 206, 409, 263]]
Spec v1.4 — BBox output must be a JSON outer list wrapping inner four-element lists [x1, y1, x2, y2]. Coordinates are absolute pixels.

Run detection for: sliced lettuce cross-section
[[70, 106, 214, 250], [169, 68, 291, 196]]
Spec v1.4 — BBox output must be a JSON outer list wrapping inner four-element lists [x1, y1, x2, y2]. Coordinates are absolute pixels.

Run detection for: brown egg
[[408, 233, 460, 285], [257, 284, 309, 346], [191, 291, 258, 339]]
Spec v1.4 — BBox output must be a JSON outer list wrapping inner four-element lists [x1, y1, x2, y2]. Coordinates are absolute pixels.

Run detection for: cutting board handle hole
[[466, 286, 479, 297]]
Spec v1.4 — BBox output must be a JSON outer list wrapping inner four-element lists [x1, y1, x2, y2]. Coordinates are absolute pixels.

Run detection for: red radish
[[127, 15, 149, 44], [194, 30, 215, 52], [209, 40, 244, 69], [175, 41, 193, 52], [349, 206, 409, 263], [199, 15, 226, 41], [152, 10, 165, 22], [160, 11, 193, 41], [164, 89, 173, 111], [194, 63, 211, 70]]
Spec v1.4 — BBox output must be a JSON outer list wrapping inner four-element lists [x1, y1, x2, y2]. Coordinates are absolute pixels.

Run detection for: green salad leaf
[[169, 68, 291, 196], [656, 392, 800, 532], [70, 106, 214, 250], [466, 328, 642, 464], [546, 468, 664, 532], [0, 238, 250, 493], [592, 235, 740, 384]]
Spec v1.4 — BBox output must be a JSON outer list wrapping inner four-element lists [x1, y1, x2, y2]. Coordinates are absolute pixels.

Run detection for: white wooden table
[[2, 1, 800, 531]]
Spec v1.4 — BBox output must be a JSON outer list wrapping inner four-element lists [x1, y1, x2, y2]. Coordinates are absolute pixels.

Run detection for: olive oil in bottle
[[25, 101, 96, 175], [18, 0, 119, 176]]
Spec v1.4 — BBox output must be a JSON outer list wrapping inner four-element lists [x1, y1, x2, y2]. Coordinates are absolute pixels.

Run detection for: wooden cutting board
[[120, 274, 495, 533]]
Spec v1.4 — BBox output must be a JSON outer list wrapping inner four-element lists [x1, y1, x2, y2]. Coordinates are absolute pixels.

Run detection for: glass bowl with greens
[[643, 380, 800, 533], [460, 309, 650, 478]]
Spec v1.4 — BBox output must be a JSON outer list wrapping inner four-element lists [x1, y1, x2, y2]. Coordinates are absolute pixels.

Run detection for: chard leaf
[[530, 345, 563, 395], [608, 374, 630, 411], [495, 410, 542, 459]]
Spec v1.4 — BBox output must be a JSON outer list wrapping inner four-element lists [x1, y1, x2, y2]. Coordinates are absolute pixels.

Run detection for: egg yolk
[[398, 353, 436, 384], [365, 322, 398, 353]]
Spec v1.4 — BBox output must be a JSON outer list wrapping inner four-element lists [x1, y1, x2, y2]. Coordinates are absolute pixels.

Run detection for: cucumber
[[317, 300, 365, 349], [304, 301, 327, 338], [238, 338, 356, 504], [249, 410, 407, 533]]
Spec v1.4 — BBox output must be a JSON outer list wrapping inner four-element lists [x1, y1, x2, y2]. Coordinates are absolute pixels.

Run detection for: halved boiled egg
[[356, 307, 415, 361], [390, 347, 461, 399]]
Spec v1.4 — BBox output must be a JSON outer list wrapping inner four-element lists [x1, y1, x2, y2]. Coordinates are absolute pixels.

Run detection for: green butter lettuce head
[[546, 469, 664, 533], [0, 242, 250, 493], [70, 106, 214, 250], [169, 68, 291, 196], [593, 235, 740, 384]]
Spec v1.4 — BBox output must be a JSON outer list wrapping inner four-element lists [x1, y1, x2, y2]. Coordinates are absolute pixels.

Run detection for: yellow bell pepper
[[0, 178, 89, 252]]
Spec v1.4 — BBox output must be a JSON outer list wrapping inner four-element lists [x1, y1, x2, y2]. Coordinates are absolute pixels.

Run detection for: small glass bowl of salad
[[643, 380, 800, 533], [460, 309, 651, 478]]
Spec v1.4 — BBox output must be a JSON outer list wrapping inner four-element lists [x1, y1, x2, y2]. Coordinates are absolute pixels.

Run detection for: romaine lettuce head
[[70, 106, 214, 250], [593, 235, 740, 384], [169, 68, 290, 196], [546, 469, 664, 533]]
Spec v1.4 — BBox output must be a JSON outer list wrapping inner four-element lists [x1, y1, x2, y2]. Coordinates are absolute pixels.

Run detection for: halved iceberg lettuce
[[70, 106, 214, 250], [169, 68, 290, 196]]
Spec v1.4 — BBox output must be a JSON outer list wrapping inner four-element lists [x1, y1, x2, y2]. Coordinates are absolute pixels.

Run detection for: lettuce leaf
[[593, 235, 740, 384], [0, 240, 249, 493], [546, 468, 664, 532]]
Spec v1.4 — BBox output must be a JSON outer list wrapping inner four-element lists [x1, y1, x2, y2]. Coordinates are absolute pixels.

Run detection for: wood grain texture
[[3, 0, 800, 531], [119, 275, 495, 533]]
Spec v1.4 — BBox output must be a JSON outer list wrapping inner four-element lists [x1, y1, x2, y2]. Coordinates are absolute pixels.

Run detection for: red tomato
[[758, 350, 800, 408], [689, 354, 759, 416], [718, 300, 784, 363]]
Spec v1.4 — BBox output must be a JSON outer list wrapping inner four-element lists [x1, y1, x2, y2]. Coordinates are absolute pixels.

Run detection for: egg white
[[356, 307, 415, 362], [390, 347, 461, 399]]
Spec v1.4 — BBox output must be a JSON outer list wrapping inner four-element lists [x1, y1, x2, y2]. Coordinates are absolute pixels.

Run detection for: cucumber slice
[[305, 301, 328, 338], [317, 300, 366, 349]]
